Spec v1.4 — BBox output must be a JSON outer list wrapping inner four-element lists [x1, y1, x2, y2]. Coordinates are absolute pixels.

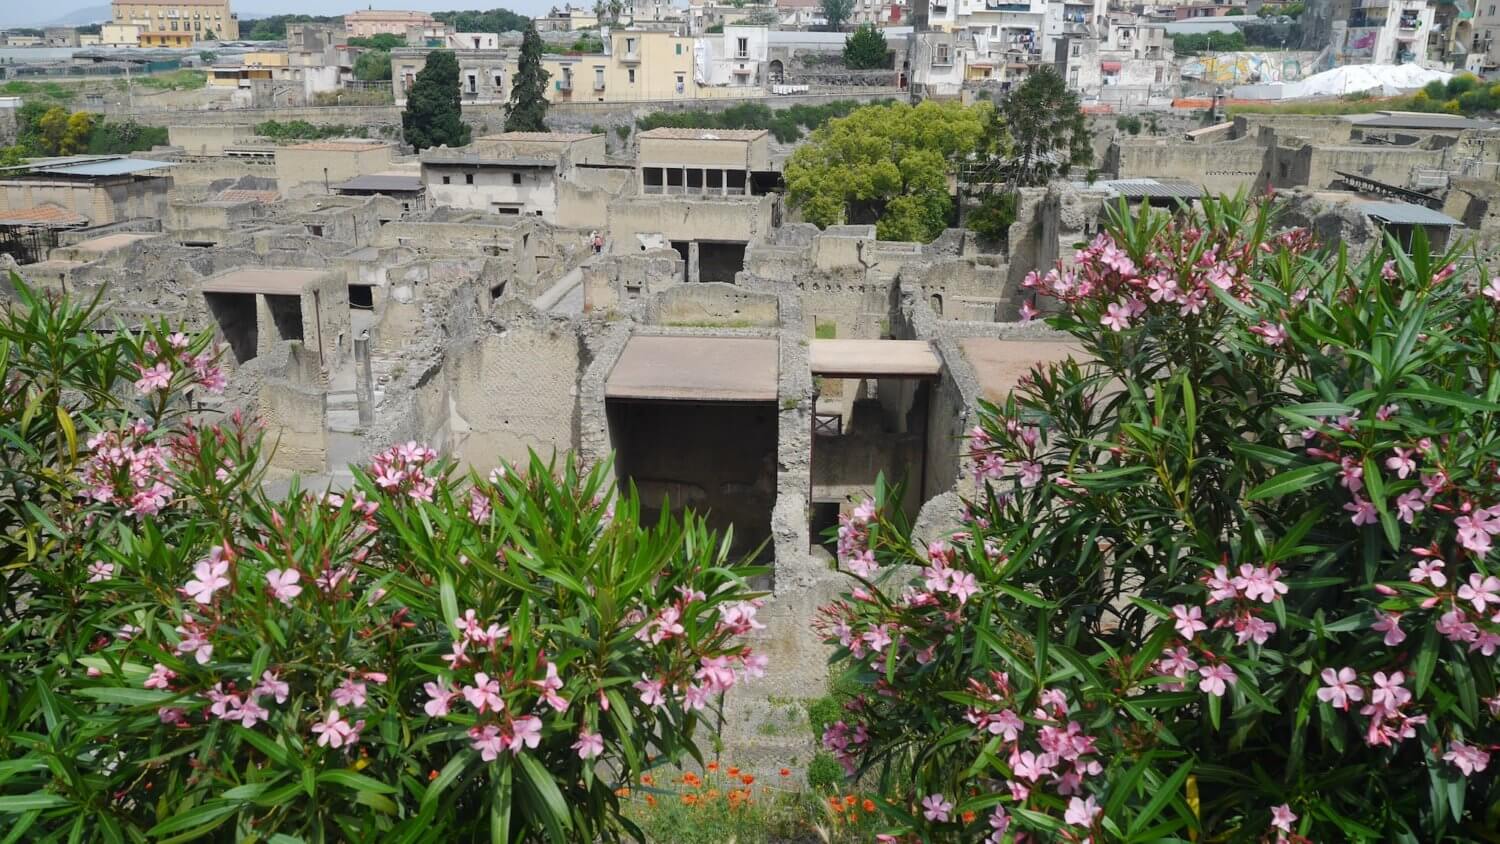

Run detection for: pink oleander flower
[[921, 793, 954, 823], [1019, 301, 1040, 322], [1369, 671, 1411, 714], [134, 362, 172, 394], [847, 549, 877, 578], [1248, 321, 1288, 347], [573, 729, 604, 759], [1458, 573, 1500, 614], [424, 680, 456, 717], [635, 676, 666, 708], [948, 571, 980, 605], [265, 568, 302, 605], [534, 661, 570, 713], [311, 708, 360, 748], [1444, 740, 1491, 776], [1271, 804, 1297, 833], [463, 673, 505, 714], [1385, 447, 1416, 479], [1199, 663, 1236, 697], [718, 601, 767, 635], [1065, 795, 1101, 827], [1205, 565, 1239, 603], [1316, 666, 1363, 710], [1372, 611, 1406, 646], [507, 715, 542, 753], [143, 663, 176, 690], [1395, 489, 1426, 524], [1455, 508, 1500, 556], [175, 615, 213, 664], [1344, 497, 1377, 526], [87, 560, 115, 583], [1235, 615, 1277, 646], [1484, 277, 1500, 303], [1236, 564, 1288, 604], [254, 671, 289, 704], [1101, 301, 1133, 332], [181, 547, 231, 604], [227, 697, 270, 728], [1409, 557, 1447, 587], [333, 678, 367, 709], [1172, 604, 1208, 640], [470, 724, 505, 762]]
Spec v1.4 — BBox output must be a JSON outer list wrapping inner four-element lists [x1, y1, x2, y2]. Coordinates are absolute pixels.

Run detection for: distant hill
[[1, 4, 111, 28]]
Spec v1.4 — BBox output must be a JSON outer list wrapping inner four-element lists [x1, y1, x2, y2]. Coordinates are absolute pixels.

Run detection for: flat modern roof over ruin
[[65, 232, 160, 252], [605, 336, 779, 402], [637, 128, 768, 142], [960, 337, 1084, 403], [199, 267, 331, 296], [479, 131, 601, 143], [809, 339, 941, 379], [334, 174, 424, 192], [1345, 111, 1493, 130], [1095, 178, 1204, 200], [1355, 200, 1461, 227]]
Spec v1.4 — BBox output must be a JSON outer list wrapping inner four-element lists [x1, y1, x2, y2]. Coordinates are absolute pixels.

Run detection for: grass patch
[[813, 320, 837, 340], [0, 80, 77, 102], [134, 70, 207, 91]]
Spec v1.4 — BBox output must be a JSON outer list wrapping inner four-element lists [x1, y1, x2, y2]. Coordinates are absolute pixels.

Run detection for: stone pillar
[[354, 330, 374, 427], [687, 241, 701, 283]]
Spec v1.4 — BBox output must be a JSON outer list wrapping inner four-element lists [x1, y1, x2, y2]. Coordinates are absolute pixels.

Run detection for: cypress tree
[[402, 50, 471, 151], [505, 23, 551, 133]]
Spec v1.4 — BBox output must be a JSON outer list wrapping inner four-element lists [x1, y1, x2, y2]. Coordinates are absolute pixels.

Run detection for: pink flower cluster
[[79, 422, 174, 517], [1153, 563, 1288, 696], [133, 331, 226, 397], [1020, 226, 1314, 332], [1316, 666, 1428, 749], [966, 419, 1043, 491], [627, 591, 768, 711], [369, 441, 440, 502]]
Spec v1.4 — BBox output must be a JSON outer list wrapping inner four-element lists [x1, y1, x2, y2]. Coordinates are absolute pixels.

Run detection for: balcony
[[619, 50, 641, 63], [594, 81, 607, 91]]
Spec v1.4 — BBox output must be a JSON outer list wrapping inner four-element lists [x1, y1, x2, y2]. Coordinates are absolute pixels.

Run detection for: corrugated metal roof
[[638, 128, 768, 141], [334, 175, 424, 192], [1356, 200, 1461, 227], [40, 158, 177, 177], [1098, 178, 1204, 199], [1346, 111, 1493, 130]]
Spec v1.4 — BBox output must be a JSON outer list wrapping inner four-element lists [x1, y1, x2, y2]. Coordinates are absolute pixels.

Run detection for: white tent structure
[[1233, 64, 1452, 101]]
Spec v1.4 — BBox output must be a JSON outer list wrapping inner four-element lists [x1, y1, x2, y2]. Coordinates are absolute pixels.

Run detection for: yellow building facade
[[111, 0, 239, 47]]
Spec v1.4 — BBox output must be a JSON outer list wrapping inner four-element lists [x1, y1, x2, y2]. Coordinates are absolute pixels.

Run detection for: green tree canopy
[[820, 0, 854, 30], [434, 7, 531, 32], [243, 14, 341, 40], [348, 33, 406, 50], [843, 24, 888, 69], [353, 49, 393, 82], [999, 67, 1090, 187], [402, 50, 471, 151], [784, 100, 994, 242], [504, 23, 552, 133]]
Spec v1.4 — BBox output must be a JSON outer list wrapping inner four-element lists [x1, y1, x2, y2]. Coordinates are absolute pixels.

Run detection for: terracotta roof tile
[[0, 203, 89, 227]]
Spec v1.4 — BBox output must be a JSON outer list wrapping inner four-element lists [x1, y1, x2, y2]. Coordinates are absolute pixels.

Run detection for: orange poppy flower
[[740, 774, 755, 785], [844, 794, 858, 807], [708, 762, 719, 772], [779, 767, 791, 777], [863, 799, 876, 813], [963, 811, 976, 823], [728, 767, 741, 777], [681, 794, 697, 806], [644, 794, 656, 808], [641, 774, 655, 786], [614, 787, 630, 797]]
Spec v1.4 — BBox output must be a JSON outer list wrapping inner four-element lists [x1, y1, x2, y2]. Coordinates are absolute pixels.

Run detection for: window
[[492, 71, 503, 89], [737, 36, 749, 57], [511, 172, 522, 185], [465, 173, 474, 185], [628, 68, 636, 82], [594, 66, 605, 89], [935, 44, 951, 64], [675, 73, 685, 93], [1154, 66, 1164, 83], [442, 175, 451, 185], [626, 36, 636, 52], [675, 43, 682, 54], [1070, 42, 1081, 56]]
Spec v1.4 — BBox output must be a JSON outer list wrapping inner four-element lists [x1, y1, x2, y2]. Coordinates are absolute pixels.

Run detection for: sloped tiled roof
[[0, 203, 89, 227], [214, 189, 281, 204]]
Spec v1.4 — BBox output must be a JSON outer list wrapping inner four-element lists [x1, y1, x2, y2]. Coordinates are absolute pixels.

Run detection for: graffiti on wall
[[1180, 51, 1322, 85]]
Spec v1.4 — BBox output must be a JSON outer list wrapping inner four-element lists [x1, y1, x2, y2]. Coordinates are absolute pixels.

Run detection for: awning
[[810, 339, 940, 379], [606, 336, 779, 402], [1100, 61, 1122, 72]]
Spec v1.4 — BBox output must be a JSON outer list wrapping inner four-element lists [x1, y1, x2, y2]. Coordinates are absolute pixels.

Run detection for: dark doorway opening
[[698, 241, 746, 283], [348, 284, 374, 309]]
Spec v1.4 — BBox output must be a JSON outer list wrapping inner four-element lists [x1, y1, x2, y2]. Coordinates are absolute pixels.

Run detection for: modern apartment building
[[110, 0, 238, 47]]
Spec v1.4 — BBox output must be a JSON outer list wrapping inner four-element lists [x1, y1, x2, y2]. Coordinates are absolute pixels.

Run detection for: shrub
[[616, 125, 631, 141], [843, 24, 889, 70], [965, 190, 1019, 242], [1116, 114, 1142, 135], [817, 195, 1500, 841], [0, 277, 767, 841], [805, 752, 845, 791]]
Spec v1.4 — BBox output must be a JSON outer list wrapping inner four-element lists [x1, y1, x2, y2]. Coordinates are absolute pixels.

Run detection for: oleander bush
[[818, 195, 1500, 842], [0, 278, 766, 841]]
